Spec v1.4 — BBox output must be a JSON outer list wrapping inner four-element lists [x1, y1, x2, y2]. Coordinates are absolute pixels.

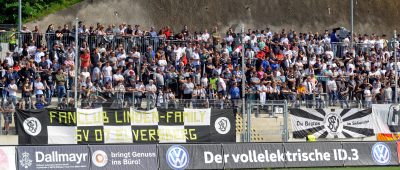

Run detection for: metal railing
[[0, 32, 166, 53]]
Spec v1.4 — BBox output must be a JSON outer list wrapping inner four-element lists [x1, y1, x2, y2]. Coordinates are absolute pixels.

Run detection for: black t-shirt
[[43, 73, 55, 87]]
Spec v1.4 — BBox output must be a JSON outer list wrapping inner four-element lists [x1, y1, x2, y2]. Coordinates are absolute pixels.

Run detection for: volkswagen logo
[[166, 145, 189, 170], [371, 142, 391, 165]]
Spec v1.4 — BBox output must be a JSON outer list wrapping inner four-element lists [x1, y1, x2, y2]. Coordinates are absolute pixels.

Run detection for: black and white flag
[[289, 108, 374, 138]]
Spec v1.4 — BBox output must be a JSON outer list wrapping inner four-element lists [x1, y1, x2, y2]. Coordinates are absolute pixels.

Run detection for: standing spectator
[[183, 78, 194, 106], [229, 82, 240, 108], [383, 85, 392, 103], [217, 75, 227, 96], [315, 83, 324, 108], [34, 76, 45, 99], [327, 76, 338, 106], [135, 81, 145, 108], [0, 77, 6, 105], [364, 86, 372, 108], [55, 69, 67, 103], [102, 62, 113, 83], [146, 80, 157, 108], [337, 76, 349, 108], [304, 76, 314, 108], [43, 69, 54, 104], [80, 49, 91, 69], [2, 99, 15, 135], [22, 78, 33, 109], [7, 79, 17, 106]]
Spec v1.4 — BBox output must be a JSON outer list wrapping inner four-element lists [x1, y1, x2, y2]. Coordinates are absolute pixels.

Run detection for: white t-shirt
[[117, 53, 126, 66], [192, 52, 200, 66], [183, 82, 194, 94], [7, 84, 17, 96], [364, 89, 372, 101], [327, 80, 337, 91], [34, 51, 45, 63], [102, 66, 112, 78], [217, 78, 226, 92], [146, 84, 157, 93], [34, 81, 44, 95], [92, 67, 101, 81]]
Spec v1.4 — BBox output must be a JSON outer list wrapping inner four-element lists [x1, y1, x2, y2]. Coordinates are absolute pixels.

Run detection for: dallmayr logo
[[371, 142, 391, 165], [19, 152, 33, 169], [92, 150, 108, 167], [166, 145, 189, 170], [215, 117, 231, 134], [23, 117, 42, 136]]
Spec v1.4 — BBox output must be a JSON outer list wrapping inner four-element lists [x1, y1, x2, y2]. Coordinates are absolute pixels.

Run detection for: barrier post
[[283, 100, 289, 142], [247, 101, 251, 142]]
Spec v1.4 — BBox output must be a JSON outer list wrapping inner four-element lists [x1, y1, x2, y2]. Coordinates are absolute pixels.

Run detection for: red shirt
[[80, 53, 90, 68]]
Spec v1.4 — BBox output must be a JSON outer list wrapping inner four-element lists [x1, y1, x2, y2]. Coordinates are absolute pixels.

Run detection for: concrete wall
[[27, 0, 400, 35]]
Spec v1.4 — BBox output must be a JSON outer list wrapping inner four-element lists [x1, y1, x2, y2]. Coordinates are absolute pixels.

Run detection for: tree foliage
[[0, 0, 81, 24]]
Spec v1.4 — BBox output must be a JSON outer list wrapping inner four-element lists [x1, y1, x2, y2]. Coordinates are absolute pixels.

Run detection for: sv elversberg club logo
[[324, 113, 343, 135], [371, 142, 391, 165], [214, 117, 231, 134], [23, 117, 42, 136], [166, 145, 189, 170], [92, 150, 108, 167]]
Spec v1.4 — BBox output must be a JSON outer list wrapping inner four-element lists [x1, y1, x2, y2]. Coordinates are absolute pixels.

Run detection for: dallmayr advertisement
[[17, 146, 90, 170]]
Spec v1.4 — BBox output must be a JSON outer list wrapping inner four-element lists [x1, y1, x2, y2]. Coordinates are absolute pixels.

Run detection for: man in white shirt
[[34, 47, 45, 63], [145, 80, 157, 108], [327, 76, 338, 106], [134, 81, 145, 108], [4, 52, 14, 67], [34, 76, 45, 99], [117, 50, 126, 67], [201, 29, 210, 42], [217, 75, 227, 96], [364, 86, 372, 108], [7, 79, 17, 105], [102, 62, 113, 83]]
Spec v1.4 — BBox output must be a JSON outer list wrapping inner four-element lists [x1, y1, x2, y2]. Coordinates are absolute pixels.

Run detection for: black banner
[[16, 108, 235, 144]]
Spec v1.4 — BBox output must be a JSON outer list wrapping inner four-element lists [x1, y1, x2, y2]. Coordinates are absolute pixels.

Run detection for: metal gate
[[245, 100, 289, 142]]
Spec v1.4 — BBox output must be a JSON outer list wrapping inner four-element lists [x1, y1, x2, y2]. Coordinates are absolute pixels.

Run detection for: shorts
[[3, 113, 12, 124]]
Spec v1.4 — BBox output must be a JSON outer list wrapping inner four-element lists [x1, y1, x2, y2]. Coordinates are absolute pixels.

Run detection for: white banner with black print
[[289, 108, 374, 139]]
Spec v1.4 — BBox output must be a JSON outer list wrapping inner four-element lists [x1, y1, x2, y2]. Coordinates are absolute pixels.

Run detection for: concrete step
[[0, 135, 18, 145]]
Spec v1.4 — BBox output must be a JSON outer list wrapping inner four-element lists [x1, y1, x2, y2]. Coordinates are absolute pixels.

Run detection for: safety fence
[[0, 32, 167, 53], [1, 31, 398, 54], [0, 141, 398, 169]]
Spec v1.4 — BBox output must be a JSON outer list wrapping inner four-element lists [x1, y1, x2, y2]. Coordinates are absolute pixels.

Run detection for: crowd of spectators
[[0, 22, 399, 114]]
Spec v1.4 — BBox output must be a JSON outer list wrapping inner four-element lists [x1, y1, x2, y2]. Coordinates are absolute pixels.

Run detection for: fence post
[[247, 101, 251, 142], [283, 100, 288, 142]]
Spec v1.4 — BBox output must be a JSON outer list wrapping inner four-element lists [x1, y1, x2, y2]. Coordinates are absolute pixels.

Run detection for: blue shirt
[[230, 87, 240, 99]]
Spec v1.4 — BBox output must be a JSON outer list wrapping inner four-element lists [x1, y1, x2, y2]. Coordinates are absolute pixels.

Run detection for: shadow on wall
[[27, 0, 400, 35]]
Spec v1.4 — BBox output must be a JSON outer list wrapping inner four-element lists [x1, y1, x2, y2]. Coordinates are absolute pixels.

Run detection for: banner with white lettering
[[89, 145, 158, 170], [0, 146, 16, 170], [17, 145, 90, 170], [222, 143, 285, 169], [283, 142, 343, 167], [16, 108, 235, 144], [289, 108, 374, 139]]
